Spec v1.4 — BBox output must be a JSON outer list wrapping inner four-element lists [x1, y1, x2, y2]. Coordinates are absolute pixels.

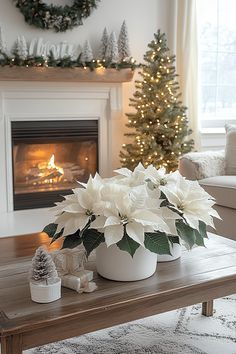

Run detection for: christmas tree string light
[[120, 30, 194, 172]]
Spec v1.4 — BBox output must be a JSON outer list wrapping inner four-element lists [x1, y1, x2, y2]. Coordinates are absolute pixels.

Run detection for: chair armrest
[[179, 150, 225, 180]]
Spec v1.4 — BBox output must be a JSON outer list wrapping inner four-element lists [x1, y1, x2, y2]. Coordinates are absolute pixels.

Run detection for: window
[[198, 0, 236, 131]]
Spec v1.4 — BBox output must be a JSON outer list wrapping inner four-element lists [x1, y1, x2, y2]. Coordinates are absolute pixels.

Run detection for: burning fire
[[32, 154, 64, 185], [47, 154, 64, 175]]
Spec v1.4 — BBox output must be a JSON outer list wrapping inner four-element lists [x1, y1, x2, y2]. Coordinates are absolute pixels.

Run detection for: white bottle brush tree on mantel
[[81, 40, 94, 64], [29, 246, 61, 303], [0, 25, 7, 59], [118, 20, 131, 60], [98, 27, 109, 60], [14, 35, 28, 61], [106, 31, 119, 63]]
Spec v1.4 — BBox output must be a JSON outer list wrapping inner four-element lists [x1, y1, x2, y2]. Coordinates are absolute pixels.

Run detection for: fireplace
[[12, 120, 98, 210]]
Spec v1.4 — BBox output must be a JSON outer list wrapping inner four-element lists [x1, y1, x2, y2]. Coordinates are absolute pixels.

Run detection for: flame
[[48, 154, 64, 175]]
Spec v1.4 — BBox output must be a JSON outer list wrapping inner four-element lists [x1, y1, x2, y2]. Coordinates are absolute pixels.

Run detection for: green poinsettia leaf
[[43, 223, 63, 244], [144, 232, 171, 255], [193, 222, 207, 247], [194, 231, 206, 247], [168, 235, 180, 246], [62, 232, 82, 249], [43, 223, 57, 238], [82, 229, 105, 256], [198, 221, 208, 239], [51, 229, 64, 244], [117, 231, 140, 257], [176, 220, 206, 249], [176, 220, 196, 249]]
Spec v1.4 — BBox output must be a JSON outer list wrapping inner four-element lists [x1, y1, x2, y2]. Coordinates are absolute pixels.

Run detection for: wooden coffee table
[[0, 232, 236, 354]]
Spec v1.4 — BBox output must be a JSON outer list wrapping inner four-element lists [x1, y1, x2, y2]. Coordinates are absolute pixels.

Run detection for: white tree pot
[[157, 242, 182, 262], [96, 243, 157, 281], [30, 278, 61, 303]]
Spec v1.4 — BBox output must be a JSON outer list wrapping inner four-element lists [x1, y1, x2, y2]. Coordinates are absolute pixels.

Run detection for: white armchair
[[179, 151, 236, 240]]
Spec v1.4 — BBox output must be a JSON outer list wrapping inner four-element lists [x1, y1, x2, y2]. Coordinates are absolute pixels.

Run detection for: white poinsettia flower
[[160, 177, 220, 230], [100, 182, 130, 203], [50, 193, 78, 216], [145, 165, 181, 190], [53, 174, 105, 237], [90, 186, 170, 247], [114, 162, 146, 187], [161, 207, 181, 235], [77, 172, 103, 189]]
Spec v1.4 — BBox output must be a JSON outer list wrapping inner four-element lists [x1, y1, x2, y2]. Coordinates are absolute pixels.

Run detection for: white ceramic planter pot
[[157, 242, 182, 262], [96, 243, 157, 281], [30, 278, 61, 303]]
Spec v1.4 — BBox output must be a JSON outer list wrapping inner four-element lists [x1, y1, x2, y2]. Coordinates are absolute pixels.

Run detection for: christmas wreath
[[14, 0, 100, 32]]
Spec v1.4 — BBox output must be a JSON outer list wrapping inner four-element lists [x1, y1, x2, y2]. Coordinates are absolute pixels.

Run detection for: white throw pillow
[[225, 124, 236, 175]]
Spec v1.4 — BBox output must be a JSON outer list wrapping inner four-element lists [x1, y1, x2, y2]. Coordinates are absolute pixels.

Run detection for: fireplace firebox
[[12, 120, 98, 210]]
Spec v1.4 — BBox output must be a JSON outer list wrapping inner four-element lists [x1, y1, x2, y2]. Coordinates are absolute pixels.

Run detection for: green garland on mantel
[[14, 0, 100, 32], [0, 51, 138, 71]]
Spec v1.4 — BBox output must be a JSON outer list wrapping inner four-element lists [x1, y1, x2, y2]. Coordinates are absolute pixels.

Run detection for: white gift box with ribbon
[[51, 247, 97, 293]]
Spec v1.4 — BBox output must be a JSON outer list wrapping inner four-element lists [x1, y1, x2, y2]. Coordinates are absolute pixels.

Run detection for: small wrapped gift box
[[51, 247, 86, 276], [51, 248, 97, 293], [62, 272, 97, 293]]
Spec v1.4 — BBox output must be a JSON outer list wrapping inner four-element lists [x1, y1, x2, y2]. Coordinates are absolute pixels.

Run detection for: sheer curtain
[[168, 0, 200, 149]]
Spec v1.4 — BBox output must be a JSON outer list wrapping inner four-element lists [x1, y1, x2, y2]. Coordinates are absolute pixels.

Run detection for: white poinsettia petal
[[77, 214, 90, 231], [90, 216, 106, 229], [210, 208, 221, 219], [134, 162, 146, 173], [55, 212, 72, 233], [160, 186, 181, 206], [63, 203, 85, 213], [165, 219, 178, 236], [184, 215, 199, 230], [132, 209, 160, 225], [104, 216, 121, 227], [62, 215, 85, 236], [114, 167, 132, 177], [77, 190, 93, 210], [76, 181, 87, 188], [145, 164, 160, 180], [126, 221, 144, 246], [101, 183, 129, 202], [161, 207, 181, 220], [63, 222, 78, 237], [129, 185, 148, 209], [104, 225, 124, 247], [64, 194, 78, 201], [144, 225, 156, 233]]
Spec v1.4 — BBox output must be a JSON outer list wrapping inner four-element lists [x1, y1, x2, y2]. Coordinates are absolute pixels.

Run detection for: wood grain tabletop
[[0, 232, 236, 352]]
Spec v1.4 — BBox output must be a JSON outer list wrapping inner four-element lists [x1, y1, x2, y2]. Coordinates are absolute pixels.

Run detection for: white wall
[[0, 0, 169, 62], [0, 0, 170, 169]]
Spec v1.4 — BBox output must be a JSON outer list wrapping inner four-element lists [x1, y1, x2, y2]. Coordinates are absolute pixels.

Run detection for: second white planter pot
[[96, 243, 157, 281], [157, 242, 182, 262]]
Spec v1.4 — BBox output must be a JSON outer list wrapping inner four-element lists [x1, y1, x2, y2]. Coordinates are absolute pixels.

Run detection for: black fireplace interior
[[12, 120, 98, 210]]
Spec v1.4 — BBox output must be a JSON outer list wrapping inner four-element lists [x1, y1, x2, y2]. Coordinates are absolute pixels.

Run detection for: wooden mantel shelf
[[0, 66, 134, 83]]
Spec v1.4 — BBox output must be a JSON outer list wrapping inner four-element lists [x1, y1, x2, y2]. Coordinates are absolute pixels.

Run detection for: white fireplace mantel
[[0, 80, 126, 237]]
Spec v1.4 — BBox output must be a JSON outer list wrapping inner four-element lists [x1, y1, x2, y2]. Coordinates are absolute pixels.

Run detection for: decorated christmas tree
[[120, 30, 194, 172], [30, 246, 58, 285]]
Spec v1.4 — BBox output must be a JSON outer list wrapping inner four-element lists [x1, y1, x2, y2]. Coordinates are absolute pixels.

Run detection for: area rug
[[26, 295, 236, 354]]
